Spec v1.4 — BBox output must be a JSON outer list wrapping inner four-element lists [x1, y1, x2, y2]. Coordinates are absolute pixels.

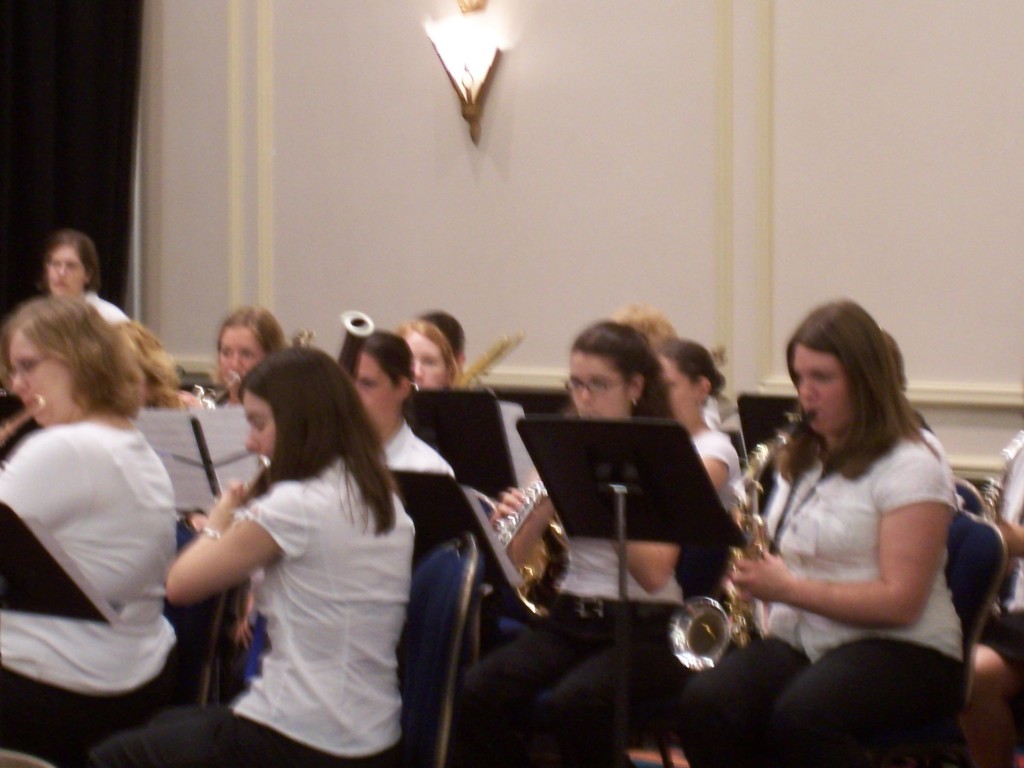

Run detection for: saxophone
[[455, 331, 525, 388], [668, 432, 787, 670], [981, 430, 1024, 521]]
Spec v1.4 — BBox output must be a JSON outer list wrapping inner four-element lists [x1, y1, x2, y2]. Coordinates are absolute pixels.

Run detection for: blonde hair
[[611, 303, 677, 349], [395, 318, 461, 386], [120, 321, 184, 408], [1, 297, 142, 418], [214, 305, 287, 386]]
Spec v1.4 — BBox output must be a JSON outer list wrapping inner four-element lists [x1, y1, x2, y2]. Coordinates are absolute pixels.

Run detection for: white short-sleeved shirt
[[764, 438, 961, 662], [232, 460, 414, 758], [995, 433, 1024, 612], [693, 428, 742, 510], [385, 421, 454, 476], [0, 423, 176, 693], [84, 292, 129, 324]]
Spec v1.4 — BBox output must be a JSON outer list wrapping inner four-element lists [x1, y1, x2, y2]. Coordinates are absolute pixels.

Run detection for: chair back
[[953, 477, 986, 517], [162, 517, 228, 705], [402, 534, 483, 768], [945, 512, 1007, 702]]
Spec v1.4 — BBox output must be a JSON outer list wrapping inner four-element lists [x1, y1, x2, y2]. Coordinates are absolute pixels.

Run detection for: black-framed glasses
[[565, 377, 624, 396]]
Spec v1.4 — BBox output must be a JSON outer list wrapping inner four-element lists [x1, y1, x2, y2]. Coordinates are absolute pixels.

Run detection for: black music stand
[[517, 416, 744, 768], [0, 503, 118, 624], [0, 502, 120, 744], [737, 393, 799, 456], [393, 471, 523, 592], [410, 390, 521, 498]]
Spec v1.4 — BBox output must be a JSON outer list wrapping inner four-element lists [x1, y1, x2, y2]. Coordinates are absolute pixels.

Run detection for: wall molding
[[714, 0, 735, 393], [257, 0, 275, 307], [228, 0, 245, 308]]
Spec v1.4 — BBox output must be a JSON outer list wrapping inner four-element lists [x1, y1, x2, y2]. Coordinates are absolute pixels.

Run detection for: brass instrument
[[191, 385, 219, 410], [291, 329, 316, 348], [455, 331, 525, 388], [337, 310, 375, 376], [668, 434, 784, 670], [981, 430, 1024, 521], [474, 480, 569, 617]]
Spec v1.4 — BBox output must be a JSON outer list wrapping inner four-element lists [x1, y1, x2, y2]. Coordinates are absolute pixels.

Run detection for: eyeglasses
[[565, 376, 624, 396], [8, 356, 48, 380], [46, 259, 84, 273]]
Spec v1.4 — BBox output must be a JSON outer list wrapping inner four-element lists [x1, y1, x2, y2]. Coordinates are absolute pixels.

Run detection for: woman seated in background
[[355, 330, 453, 474], [959, 429, 1024, 768], [90, 346, 413, 768], [396, 318, 460, 389], [455, 320, 689, 768], [676, 299, 962, 768], [0, 297, 176, 767], [214, 306, 287, 405], [658, 337, 741, 508], [418, 309, 467, 370], [38, 227, 129, 323]]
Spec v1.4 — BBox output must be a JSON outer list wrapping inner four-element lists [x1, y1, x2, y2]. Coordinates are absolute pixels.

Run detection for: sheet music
[[135, 408, 261, 510], [498, 400, 535, 487], [192, 406, 263, 488]]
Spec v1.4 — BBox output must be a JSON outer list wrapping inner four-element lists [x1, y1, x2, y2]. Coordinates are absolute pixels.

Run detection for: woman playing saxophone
[[676, 299, 962, 768]]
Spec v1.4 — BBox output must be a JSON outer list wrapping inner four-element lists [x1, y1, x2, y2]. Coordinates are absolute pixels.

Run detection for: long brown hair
[[779, 299, 922, 481], [240, 347, 396, 534], [570, 320, 671, 419]]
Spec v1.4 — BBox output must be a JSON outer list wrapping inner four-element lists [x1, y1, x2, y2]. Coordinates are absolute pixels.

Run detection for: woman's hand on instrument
[[489, 487, 527, 527], [207, 480, 247, 533], [732, 552, 794, 603]]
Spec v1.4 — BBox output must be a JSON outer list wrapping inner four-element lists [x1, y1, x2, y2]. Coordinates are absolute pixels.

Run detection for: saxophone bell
[[669, 432, 784, 670]]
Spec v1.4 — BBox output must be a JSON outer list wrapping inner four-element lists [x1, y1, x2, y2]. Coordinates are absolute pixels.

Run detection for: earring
[[631, 398, 638, 407]]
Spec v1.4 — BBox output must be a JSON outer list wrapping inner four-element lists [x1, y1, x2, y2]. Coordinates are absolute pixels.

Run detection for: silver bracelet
[[200, 526, 223, 541]]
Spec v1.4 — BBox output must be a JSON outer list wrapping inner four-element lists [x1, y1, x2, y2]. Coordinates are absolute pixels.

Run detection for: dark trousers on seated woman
[[454, 597, 689, 768], [88, 706, 402, 768], [0, 650, 176, 768], [675, 637, 964, 768]]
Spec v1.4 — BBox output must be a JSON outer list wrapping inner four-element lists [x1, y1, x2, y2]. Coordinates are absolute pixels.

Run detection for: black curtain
[[0, 0, 143, 317]]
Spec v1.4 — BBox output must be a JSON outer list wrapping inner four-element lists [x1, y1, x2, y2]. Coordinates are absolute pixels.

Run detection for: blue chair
[[866, 512, 1007, 768], [163, 517, 227, 705], [954, 476, 986, 517], [402, 534, 483, 768]]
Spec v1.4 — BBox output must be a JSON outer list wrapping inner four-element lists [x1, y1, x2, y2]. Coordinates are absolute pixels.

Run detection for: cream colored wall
[[139, 0, 1024, 476]]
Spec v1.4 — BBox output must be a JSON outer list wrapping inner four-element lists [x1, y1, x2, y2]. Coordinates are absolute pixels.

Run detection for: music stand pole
[[604, 482, 631, 768], [517, 416, 744, 768]]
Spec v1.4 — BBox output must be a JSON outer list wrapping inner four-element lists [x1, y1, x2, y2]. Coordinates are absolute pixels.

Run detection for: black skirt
[[980, 611, 1024, 663]]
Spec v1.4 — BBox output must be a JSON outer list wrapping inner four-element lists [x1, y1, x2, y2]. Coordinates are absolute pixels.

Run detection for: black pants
[[0, 648, 177, 768], [454, 596, 688, 768], [88, 705, 402, 768], [675, 637, 964, 768]]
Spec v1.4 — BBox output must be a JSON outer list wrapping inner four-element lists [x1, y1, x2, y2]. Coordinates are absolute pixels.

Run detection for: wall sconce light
[[426, 0, 502, 144]]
